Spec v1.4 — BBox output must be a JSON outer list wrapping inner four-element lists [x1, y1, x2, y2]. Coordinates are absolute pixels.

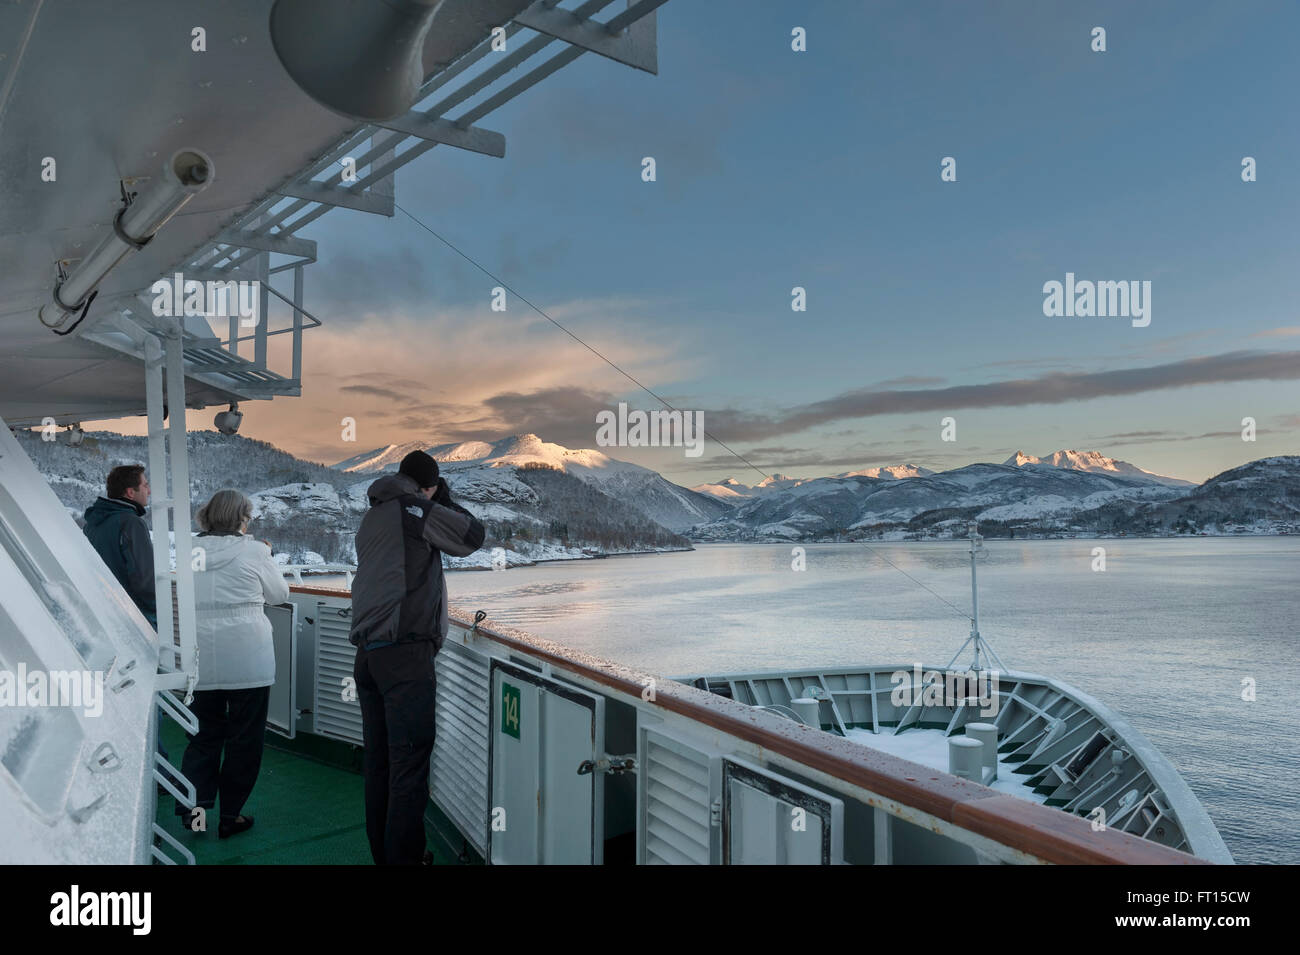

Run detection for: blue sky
[[188, 0, 1299, 485]]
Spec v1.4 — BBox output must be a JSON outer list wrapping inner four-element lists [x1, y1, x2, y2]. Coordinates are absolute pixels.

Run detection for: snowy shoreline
[[445, 543, 694, 572]]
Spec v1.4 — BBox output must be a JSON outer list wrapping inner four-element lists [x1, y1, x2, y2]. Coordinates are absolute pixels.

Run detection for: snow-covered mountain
[[22, 426, 1292, 556], [693, 472, 829, 499], [690, 477, 750, 499], [1003, 449, 1194, 488], [341, 433, 732, 532], [15, 429, 690, 567], [692, 463, 1182, 540], [835, 464, 935, 480], [1076, 455, 1300, 535], [334, 440, 434, 473], [689, 456, 1300, 540]]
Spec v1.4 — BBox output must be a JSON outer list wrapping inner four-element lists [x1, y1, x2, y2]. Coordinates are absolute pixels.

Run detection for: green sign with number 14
[[501, 682, 521, 739]]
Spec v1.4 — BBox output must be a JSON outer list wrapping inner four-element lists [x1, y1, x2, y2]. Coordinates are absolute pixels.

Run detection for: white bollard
[[966, 722, 998, 781], [949, 736, 983, 781], [790, 698, 821, 729]]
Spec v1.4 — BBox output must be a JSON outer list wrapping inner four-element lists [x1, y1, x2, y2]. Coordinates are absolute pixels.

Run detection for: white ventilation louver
[[638, 727, 717, 865], [312, 602, 362, 744], [430, 640, 492, 855]]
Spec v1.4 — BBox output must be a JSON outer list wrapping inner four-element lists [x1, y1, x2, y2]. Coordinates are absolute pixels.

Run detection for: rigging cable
[[393, 200, 973, 623]]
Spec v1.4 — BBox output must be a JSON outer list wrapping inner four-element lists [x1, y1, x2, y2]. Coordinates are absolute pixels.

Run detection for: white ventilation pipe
[[41, 149, 214, 329]]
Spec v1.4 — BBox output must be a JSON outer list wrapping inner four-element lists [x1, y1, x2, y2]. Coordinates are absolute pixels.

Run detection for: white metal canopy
[[0, 0, 664, 426]]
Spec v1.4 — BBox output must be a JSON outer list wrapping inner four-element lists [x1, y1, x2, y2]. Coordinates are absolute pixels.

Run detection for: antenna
[[944, 522, 1007, 673]]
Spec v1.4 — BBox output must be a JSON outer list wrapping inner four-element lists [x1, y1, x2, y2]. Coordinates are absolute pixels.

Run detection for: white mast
[[945, 522, 1007, 673]]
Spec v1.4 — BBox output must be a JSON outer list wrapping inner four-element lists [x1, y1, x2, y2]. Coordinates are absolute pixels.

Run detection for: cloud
[[241, 300, 693, 463], [339, 384, 424, 402], [401, 386, 619, 450], [1086, 430, 1170, 441], [308, 247, 437, 319], [1089, 430, 1241, 449], [870, 375, 947, 388], [1250, 326, 1300, 338], [498, 233, 573, 280], [703, 351, 1300, 443]]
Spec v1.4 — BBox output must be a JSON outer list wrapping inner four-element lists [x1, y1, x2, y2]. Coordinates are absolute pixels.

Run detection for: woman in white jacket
[[178, 489, 291, 839]]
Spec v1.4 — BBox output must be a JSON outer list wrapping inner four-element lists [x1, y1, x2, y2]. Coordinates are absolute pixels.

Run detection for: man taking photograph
[[349, 450, 485, 865]]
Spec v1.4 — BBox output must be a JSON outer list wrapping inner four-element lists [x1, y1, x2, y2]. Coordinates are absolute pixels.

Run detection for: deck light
[[214, 403, 243, 435]]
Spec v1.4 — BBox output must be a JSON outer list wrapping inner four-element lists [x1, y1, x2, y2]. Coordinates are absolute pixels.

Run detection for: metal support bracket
[[515, 0, 662, 74], [274, 180, 395, 216], [373, 114, 506, 157], [212, 228, 317, 261]]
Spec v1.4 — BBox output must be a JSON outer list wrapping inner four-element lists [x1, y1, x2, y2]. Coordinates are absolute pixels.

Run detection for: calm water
[[330, 539, 1300, 863]]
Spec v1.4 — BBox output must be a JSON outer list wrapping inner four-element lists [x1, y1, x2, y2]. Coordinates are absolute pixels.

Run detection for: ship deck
[[152, 721, 475, 866]]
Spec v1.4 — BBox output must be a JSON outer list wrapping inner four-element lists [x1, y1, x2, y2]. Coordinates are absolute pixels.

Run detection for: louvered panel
[[640, 728, 715, 865], [313, 605, 362, 744], [431, 640, 491, 855]]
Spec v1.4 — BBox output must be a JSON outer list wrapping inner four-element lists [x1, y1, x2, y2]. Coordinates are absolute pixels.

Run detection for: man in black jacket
[[350, 450, 485, 865], [83, 464, 157, 628]]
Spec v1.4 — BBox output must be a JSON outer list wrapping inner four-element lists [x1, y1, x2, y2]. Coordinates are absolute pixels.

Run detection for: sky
[[112, 0, 1299, 485]]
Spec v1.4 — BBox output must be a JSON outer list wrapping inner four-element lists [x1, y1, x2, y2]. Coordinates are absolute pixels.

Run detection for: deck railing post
[[164, 327, 199, 701]]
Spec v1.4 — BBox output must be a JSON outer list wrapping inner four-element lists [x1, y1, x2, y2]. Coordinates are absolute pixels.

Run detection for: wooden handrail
[[288, 584, 1209, 865]]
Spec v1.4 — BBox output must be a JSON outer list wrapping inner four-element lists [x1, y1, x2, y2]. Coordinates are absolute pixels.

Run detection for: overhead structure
[[0, 0, 669, 428], [270, 0, 446, 121]]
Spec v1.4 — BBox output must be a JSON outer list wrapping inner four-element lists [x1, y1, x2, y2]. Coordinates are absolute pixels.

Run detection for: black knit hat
[[398, 450, 439, 489]]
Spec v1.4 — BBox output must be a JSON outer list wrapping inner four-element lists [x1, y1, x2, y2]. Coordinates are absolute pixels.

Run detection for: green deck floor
[[154, 721, 475, 865]]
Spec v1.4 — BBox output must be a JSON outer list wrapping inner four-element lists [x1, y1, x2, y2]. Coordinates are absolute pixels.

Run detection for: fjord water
[[443, 538, 1298, 864]]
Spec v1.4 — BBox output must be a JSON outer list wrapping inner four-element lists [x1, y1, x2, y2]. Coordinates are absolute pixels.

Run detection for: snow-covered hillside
[[340, 433, 731, 532], [15, 428, 690, 567], [694, 465, 934, 500], [690, 456, 1300, 540], [21, 426, 1292, 553]]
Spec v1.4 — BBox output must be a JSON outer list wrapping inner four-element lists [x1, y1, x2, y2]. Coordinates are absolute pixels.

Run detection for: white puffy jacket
[[192, 534, 291, 690]]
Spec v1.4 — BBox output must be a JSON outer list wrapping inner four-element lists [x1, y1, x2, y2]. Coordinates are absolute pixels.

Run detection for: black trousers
[[354, 641, 438, 865], [177, 686, 270, 823]]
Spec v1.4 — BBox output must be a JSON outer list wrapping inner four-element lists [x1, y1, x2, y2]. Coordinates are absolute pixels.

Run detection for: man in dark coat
[[350, 450, 485, 865], [83, 464, 157, 628]]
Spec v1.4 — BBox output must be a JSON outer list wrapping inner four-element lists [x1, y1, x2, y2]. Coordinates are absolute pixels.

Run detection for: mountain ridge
[[1002, 448, 1194, 487], [19, 429, 1294, 560], [334, 432, 731, 532]]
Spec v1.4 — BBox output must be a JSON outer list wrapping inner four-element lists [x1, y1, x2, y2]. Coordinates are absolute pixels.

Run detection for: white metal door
[[265, 602, 298, 738], [722, 757, 844, 865], [489, 661, 604, 865]]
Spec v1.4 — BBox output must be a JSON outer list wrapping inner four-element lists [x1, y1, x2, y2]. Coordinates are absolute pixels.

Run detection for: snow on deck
[[843, 727, 1049, 804]]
